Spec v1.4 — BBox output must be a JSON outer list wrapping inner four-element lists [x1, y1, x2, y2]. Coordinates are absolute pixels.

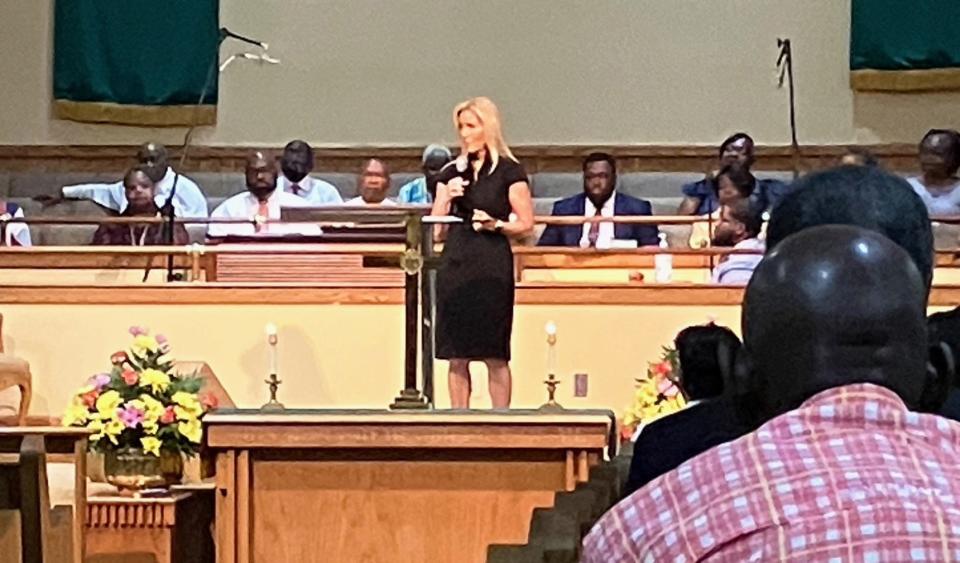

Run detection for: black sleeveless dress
[[435, 157, 527, 361]]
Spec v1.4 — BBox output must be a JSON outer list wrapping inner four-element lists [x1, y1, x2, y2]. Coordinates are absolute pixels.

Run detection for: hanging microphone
[[220, 27, 269, 50]]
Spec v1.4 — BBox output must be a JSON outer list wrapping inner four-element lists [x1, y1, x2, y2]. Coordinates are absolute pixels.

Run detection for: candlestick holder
[[260, 371, 285, 412], [261, 329, 285, 411], [538, 372, 564, 412], [539, 327, 564, 412]]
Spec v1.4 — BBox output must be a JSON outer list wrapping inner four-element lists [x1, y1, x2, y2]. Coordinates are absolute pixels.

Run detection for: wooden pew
[[0, 428, 89, 563]]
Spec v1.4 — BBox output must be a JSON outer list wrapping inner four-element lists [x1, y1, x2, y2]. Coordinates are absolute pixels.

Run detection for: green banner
[[850, 0, 960, 91], [53, 0, 220, 125]]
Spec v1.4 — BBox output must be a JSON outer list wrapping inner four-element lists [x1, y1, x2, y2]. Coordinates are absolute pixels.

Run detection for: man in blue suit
[[537, 152, 659, 247]]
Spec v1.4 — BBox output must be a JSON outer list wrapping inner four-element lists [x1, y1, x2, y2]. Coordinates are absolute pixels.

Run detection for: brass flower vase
[[104, 448, 184, 494]]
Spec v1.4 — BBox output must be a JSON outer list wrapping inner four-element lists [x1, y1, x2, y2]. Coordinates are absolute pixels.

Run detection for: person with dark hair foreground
[[622, 323, 748, 497], [584, 226, 958, 562], [767, 164, 934, 289]]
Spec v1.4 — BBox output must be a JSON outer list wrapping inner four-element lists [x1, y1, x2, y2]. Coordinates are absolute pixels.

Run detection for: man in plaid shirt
[[584, 222, 959, 562]]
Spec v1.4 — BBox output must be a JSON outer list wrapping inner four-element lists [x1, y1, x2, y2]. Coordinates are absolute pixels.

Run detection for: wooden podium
[[204, 410, 613, 563]]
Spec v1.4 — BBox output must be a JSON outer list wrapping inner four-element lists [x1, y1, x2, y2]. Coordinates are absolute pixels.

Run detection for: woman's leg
[[485, 359, 512, 408], [448, 359, 472, 408]]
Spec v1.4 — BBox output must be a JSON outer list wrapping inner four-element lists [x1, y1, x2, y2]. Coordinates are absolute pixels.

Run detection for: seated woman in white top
[[345, 159, 397, 206], [906, 129, 960, 216], [207, 151, 320, 239]]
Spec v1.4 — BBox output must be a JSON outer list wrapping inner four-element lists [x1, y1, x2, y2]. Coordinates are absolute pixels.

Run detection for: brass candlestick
[[261, 372, 285, 411], [539, 324, 564, 412], [261, 326, 285, 411]]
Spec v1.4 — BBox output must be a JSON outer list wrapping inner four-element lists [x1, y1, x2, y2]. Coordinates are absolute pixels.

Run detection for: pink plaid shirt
[[583, 383, 960, 562]]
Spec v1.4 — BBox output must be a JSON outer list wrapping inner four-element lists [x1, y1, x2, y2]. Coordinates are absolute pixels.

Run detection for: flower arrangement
[[62, 327, 217, 457], [621, 346, 687, 440]]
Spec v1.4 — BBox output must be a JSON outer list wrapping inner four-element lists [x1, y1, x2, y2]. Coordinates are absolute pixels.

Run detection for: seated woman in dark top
[[91, 166, 189, 246], [623, 323, 751, 497]]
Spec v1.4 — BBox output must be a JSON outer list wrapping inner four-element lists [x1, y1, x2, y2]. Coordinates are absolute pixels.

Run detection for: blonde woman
[[431, 97, 534, 409]]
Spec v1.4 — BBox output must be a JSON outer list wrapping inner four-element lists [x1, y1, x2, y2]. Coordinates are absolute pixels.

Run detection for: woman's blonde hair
[[452, 97, 517, 171]]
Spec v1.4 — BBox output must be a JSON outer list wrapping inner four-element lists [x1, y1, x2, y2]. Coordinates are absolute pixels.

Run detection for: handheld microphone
[[220, 27, 269, 50], [451, 152, 478, 219]]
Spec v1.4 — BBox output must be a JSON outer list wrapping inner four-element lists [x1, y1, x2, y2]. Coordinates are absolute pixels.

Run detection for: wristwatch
[[494, 220, 505, 233]]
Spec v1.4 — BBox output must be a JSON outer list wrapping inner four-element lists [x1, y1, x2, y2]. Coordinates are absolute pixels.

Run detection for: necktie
[[255, 201, 270, 233], [290, 183, 301, 196], [588, 207, 602, 247]]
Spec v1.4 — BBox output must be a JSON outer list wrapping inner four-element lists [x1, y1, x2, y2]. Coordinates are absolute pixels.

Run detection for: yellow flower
[[101, 419, 124, 445], [142, 420, 159, 435], [95, 390, 122, 420], [132, 335, 158, 354], [171, 392, 203, 418], [178, 418, 202, 444], [140, 369, 170, 393], [140, 436, 162, 456], [88, 418, 105, 442], [62, 399, 89, 427], [139, 394, 165, 421]]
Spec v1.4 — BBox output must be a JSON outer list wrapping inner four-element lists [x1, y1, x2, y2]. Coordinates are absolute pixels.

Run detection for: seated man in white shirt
[[55, 143, 208, 217], [207, 151, 320, 239], [1, 200, 31, 246], [345, 159, 397, 206], [710, 199, 765, 285], [277, 140, 343, 205]]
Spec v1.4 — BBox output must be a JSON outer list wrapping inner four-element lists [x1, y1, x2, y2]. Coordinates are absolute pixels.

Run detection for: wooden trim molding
[[851, 68, 960, 93], [2, 283, 960, 306], [0, 143, 921, 174]]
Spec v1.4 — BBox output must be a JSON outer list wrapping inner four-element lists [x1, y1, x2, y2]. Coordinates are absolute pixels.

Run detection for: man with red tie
[[537, 153, 659, 248]]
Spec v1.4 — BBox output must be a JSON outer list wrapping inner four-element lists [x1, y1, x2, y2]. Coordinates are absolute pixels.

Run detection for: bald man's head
[[245, 151, 278, 201], [742, 225, 930, 420], [137, 143, 169, 183]]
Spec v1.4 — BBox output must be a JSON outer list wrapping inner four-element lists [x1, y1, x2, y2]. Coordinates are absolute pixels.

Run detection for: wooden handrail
[[6, 213, 960, 227], [3, 244, 960, 259]]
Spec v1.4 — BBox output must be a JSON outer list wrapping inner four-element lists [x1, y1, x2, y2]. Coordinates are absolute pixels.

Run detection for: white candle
[[265, 323, 278, 374], [545, 321, 557, 375]]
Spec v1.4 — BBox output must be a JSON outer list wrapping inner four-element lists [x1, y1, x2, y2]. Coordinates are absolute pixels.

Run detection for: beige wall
[[2, 300, 957, 420], [0, 302, 742, 418], [1, 0, 958, 148]]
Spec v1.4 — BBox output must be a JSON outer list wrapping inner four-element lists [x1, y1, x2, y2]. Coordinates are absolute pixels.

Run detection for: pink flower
[[87, 373, 111, 390], [160, 406, 176, 424], [121, 369, 139, 386], [155, 334, 168, 345], [657, 378, 680, 397], [118, 404, 145, 429], [110, 351, 128, 365], [200, 393, 219, 411], [128, 326, 148, 337]]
